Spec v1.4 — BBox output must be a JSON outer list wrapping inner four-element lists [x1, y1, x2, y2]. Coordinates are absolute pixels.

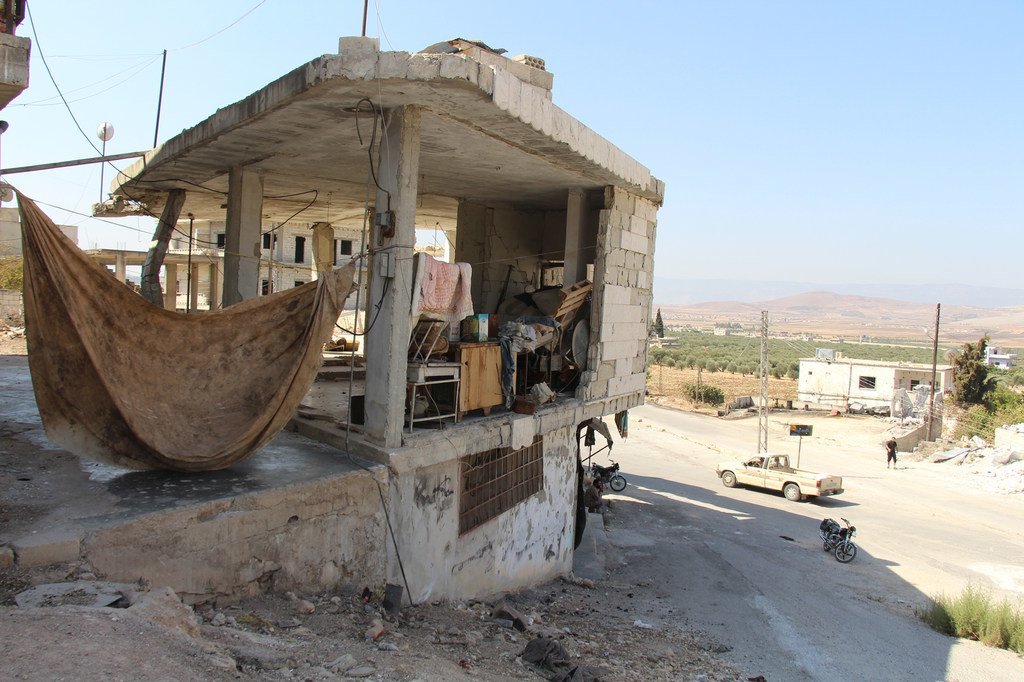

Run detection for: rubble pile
[[923, 437, 1024, 494], [2, 575, 739, 681]]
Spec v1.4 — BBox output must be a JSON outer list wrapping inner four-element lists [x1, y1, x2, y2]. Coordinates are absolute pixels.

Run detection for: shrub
[[683, 383, 725, 406], [919, 585, 1024, 654]]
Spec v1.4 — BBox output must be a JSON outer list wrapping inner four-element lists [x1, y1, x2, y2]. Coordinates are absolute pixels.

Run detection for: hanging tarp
[[18, 192, 355, 472]]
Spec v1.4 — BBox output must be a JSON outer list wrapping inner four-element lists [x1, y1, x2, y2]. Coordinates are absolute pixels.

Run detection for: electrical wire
[[169, 0, 271, 52], [25, 3, 102, 156], [13, 54, 162, 107]]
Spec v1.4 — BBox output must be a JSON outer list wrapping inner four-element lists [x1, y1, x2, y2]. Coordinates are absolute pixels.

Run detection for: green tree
[[951, 336, 997, 406], [654, 308, 665, 338]]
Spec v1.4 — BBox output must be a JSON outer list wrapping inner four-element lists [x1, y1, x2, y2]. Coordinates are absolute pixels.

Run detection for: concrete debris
[[295, 598, 316, 614], [129, 586, 202, 639], [15, 580, 135, 609], [325, 653, 357, 673], [0, 545, 14, 568], [927, 443, 1024, 494]]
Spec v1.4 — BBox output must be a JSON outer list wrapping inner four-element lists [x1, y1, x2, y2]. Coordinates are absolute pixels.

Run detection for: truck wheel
[[783, 483, 802, 502], [721, 471, 737, 488]]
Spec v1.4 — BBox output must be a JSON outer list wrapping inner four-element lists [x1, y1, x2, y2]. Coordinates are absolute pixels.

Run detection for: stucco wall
[[388, 426, 576, 603], [81, 469, 387, 605]]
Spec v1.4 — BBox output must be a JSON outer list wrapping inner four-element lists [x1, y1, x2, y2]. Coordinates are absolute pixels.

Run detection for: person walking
[[885, 437, 898, 469]]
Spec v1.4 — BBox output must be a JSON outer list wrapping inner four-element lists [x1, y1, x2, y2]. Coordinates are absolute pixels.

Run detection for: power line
[[170, 0, 271, 52]]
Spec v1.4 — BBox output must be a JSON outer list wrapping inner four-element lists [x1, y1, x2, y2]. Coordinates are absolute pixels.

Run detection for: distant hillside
[[657, 289, 1024, 347], [654, 278, 1024, 309]]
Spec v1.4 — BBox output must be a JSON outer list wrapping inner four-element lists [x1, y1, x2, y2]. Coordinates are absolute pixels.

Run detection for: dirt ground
[[646, 365, 798, 413], [0, 572, 741, 681]]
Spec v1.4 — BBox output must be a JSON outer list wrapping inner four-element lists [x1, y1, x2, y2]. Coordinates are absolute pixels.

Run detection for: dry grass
[[920, 585, 1024, 653], [647, 365, 797, 412]]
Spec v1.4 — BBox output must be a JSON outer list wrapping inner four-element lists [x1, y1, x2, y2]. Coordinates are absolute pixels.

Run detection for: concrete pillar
[[163, 264, 177, 311], [190, 265, 201, 311], [209, 263, 221, 310], [114, 252, 126, 284], [222, 166, 264, 306], [312, 222, 334, 280], [564, 189, 588, 285], [364, 106, 421, 448], [455, 201, 488, 304]]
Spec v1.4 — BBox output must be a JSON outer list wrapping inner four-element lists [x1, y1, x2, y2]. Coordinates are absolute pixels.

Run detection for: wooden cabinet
[[452, 342, 504, 416]]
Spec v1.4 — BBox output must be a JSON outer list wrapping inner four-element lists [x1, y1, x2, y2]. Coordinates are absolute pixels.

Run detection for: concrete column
[[114, 252, 126, 283], [222, 166, 264, 306], [163, 264, 177, 311], [190, 266, 201, 311], [312, 222, 334, 280], [455, 201, 488, 304], [564, 189, 588, 285], [209, 263, 221, 310], [364, 106, 421, 448]]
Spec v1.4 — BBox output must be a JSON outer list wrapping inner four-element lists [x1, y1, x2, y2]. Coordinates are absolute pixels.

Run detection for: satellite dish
[[96, 122, 115, 142], [570, 319, 590, 370]]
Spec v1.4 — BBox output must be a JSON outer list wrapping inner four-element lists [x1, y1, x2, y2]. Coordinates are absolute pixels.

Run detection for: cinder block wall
[[583, 186, 659, 404]]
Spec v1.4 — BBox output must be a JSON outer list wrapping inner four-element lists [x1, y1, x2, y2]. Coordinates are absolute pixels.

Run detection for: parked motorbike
[[819, 517, 857, 563], [591, 462, 627, 492]]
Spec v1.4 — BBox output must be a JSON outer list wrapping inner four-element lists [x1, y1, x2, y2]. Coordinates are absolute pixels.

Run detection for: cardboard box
[[461, 314, 489, 342]]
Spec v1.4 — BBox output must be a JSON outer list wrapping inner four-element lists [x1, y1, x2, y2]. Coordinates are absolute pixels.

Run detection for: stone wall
[[583, 187, 658, 404]]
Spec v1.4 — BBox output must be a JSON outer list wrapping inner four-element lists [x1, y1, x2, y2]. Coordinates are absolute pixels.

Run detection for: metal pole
[[1, 151, 147, 175], [98, 138, 106, 204], [758, 310, 769, 453], [797, 436, 803, 468], [927, 303, 941, 441], [153, 49, 168, 147], [185, 214, 194, 314], [361, 0, 369, 36]]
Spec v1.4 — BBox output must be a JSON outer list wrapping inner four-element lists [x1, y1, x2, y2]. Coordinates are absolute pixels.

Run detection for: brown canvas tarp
[[18, 192, 356, 471]]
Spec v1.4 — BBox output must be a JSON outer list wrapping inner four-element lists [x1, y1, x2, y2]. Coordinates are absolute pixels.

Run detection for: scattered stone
[[0, 545, 14, 568], [492, 602, 529, 631], [326, 654, 357, 673], [330, 596, 342, 605], [377, 641, 399, 652], [278, 618, 302, 629], [129, 587, 201, 639], [345, 664, 376, 678], [77, 572, 97, 581], [365, 619, 386, 641], [633, 619, 653, 629], [295, 599, 316, 614], [210, 612, 227, 627], [206, 653, 237, 670]]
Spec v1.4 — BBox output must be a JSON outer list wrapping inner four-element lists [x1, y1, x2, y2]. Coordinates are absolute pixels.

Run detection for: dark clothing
[[886, 439, 898, 464], [585, 481, 603, 513]]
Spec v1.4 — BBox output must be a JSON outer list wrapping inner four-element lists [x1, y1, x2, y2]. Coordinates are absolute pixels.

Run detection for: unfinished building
[[90, 36, 664, 603]]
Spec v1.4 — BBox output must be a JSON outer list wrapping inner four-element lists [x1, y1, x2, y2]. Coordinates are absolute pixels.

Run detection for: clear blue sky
[[5, 1, 1022, 288]]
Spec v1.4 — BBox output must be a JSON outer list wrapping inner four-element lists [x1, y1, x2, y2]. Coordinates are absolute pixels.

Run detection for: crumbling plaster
[[80, 469, 387, 605], [387, 426, 576, 603]]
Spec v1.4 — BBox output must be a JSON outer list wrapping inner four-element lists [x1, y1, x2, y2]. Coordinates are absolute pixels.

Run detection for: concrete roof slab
[[108, 39, 663, 224]]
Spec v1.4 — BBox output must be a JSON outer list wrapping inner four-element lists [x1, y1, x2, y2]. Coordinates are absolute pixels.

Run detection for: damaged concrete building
[[92, 36, 663, 603]]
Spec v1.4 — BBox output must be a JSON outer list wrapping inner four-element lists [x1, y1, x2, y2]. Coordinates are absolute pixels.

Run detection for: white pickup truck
[[716, 453, 844, 502]]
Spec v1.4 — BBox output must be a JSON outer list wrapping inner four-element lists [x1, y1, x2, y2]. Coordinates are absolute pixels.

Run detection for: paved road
[[592, 403, 1024, 681]]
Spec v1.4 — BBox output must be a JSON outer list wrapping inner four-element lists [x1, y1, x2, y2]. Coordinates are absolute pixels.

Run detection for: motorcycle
[[819, 517, 857, 563], [591, 462, 627, 492]]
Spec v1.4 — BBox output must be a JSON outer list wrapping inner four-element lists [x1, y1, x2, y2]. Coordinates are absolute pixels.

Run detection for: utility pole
[[758, 310, 769, 453], [927, 303, 941, 441]]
